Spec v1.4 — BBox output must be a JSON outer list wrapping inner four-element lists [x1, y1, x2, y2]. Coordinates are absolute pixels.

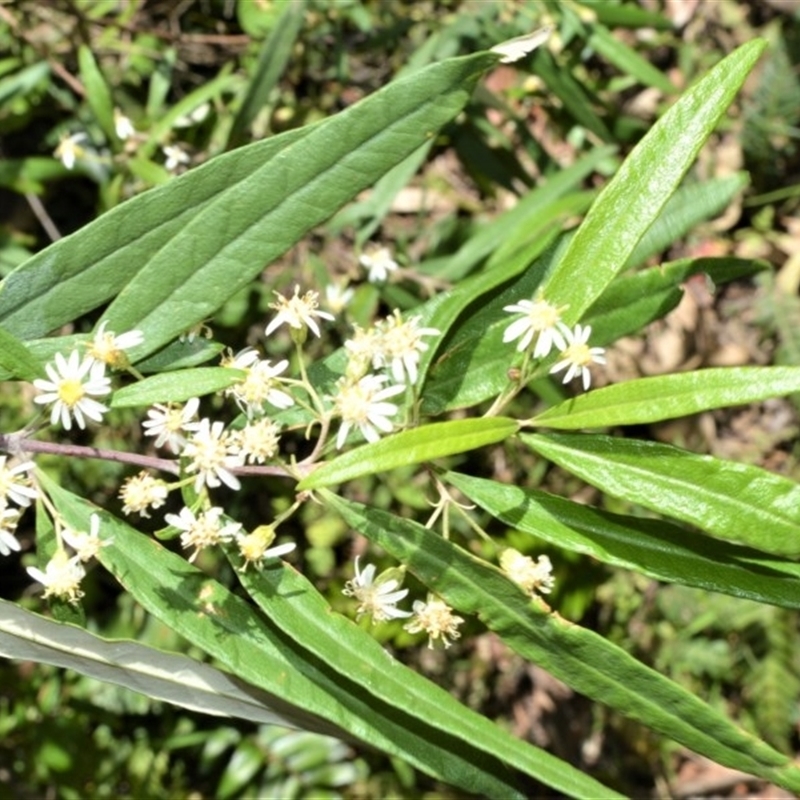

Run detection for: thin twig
[[25, 193, 62, 242], [0, 433, 311, 479]]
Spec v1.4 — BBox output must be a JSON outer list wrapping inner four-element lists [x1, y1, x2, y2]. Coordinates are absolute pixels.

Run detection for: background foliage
[[2, 1, 800, 798]]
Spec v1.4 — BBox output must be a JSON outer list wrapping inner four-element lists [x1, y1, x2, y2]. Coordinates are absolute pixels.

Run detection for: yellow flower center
[[58, 379, 85, 408], [565, 343, 592, 366]]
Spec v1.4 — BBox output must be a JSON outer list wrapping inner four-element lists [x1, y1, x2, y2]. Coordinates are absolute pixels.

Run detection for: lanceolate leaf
[[298, 418, 519, 490], [110, 367, 245, 408], [542, 40, 766, 324], [42, 479, 618, 800], [446, 472, 800, 610], [0, 326, 43, 381], [583, 257, 764, 345], [0, 52, 497, 361], [0, 600, 299, 727], [227, 550, 619, 799], [0, 126, 309, 340], [625, 173, 749, 269], [324, 491, 800, 794], [521, 432, 800, 557], [528, 367, 800, 429]]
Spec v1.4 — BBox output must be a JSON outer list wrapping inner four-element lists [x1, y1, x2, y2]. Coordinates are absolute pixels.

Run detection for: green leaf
[[583, 256, 765, 345], [625, 174, 749, 269], [446, 472, 800, 611], [0, 125, 306, 341], [529, 367, 800, 429], [531, 48, 611, 141], [132, 338, 224, 373], [587, 25, 676, 94], [426, 146, 612, 283], [543, 40, 766, 324], [0, 61, 50, 106], [0, 325, 43, 381], [298, 418, 519, 490], [0, 600, 298, 726], [78, 46, 116, 142], [521, 432, 800, 557], [421, 234, 571, 414], [110, 367, 245, 408], [0, 52, 496, 359], [324, 492, 800, 794], [226, 548, 619, 800], [590, 3, 673, 29], [227, 0, 307, 149], [143, 68, 237, 158], [41, 479, 615, 800]]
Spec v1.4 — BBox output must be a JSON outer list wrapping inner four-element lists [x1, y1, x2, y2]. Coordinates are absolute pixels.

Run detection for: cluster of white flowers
[[341, 557, 465, 649], [342, 546, 554, 646], [116, 289, 337, 567], [16, 265, 569, 644], [26, 513, 111, 604], [54, 107, 197, 176], [335, 309, 439, 448], [503, 291, 606, 390]]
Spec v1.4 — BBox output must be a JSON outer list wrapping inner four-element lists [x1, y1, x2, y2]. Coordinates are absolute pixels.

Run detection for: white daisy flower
[[344, 324, 384, 381], [549, 323, 606, 391], [229, 418, 281, 465], [503, 292, 567, 357], [27, 551, 86, 604], [182, 418, 244, 492], [404, 596, 464, 649], [324, 282, 354, 314], [0, 457, 37, 508], [359, 245, 399, 283], [61, 513, 111, 562], [342, 557, 411, 622], [119, 471, 169, 517], [237, 524, 296, 571], [86, 321, 144, 369], [500, 549, 555, 596], [333, 374, 405, 449], [33, 350, 112, 431], [114, 109, 136, 140], [223, 349, 293, 416], [162, 144, 190, 172], [265, 285, 334, 340], [164, 506, 241, 563], [142, 397, 201, 454], [372, 310, 440, 384], [54, 132, 88, 170]]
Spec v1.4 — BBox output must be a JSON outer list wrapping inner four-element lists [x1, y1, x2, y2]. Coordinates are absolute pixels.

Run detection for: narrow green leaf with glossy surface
[[0, 52, 496, 359], [324, 491, 800, 794], [227, 547, 618, 799], [529, 367, 800, 429], [111, 367, 245, 408], [446, 472, 800, 610], [42, 480, 602, 799], [522, 432, 800, 557], [298, 417, 519, 490], [583, 257, 764, 345], [78, 46, 115, 141], [543, 40, 766, 324]]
